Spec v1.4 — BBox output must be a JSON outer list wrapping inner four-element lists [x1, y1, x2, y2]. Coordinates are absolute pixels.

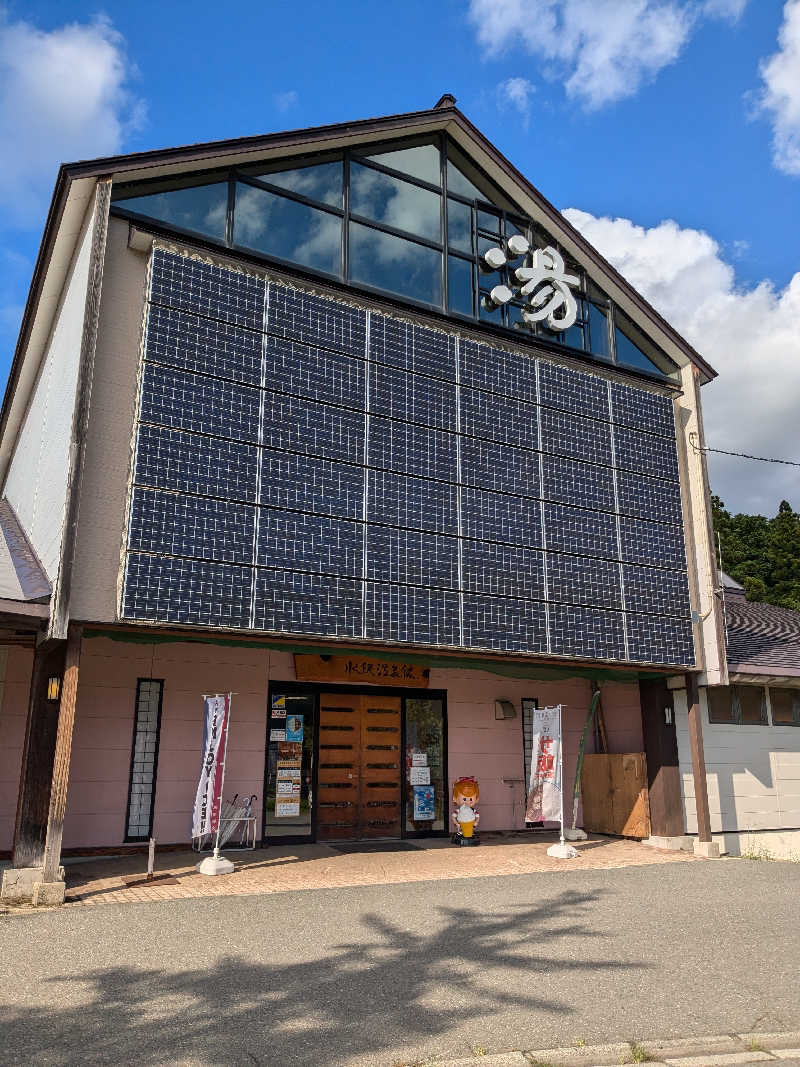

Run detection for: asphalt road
[[1, 859, 799, 1067]]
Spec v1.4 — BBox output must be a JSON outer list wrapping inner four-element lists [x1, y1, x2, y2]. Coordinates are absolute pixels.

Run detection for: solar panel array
[[122, 248, 695, 666]]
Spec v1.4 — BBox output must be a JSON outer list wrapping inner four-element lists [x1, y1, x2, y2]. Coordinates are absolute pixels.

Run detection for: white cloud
[[468, 0, 748, 111], [757, 0, 800, 176], [563, 207, 800, 514], [497, 76, 536, 125], [274, 90, 299, 113], [701, 0, 748, 19], [0, 13, 144, 224]]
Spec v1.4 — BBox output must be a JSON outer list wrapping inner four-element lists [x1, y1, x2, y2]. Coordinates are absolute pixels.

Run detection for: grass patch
[[625, 1041, 654, 1063]]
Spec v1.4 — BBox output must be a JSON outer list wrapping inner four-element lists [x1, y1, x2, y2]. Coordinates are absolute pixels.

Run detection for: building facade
[[0, 98, 728, 903]]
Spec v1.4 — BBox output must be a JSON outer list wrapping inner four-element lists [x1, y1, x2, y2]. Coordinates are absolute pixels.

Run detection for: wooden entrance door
[[317, 693, 402, 841]]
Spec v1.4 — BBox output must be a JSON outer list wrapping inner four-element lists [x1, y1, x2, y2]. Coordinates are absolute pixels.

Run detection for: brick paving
[[56, 832, 700, 907]]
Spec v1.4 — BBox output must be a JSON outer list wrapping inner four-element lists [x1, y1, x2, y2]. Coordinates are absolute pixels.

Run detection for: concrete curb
[[405, 1032, 800, 1067]]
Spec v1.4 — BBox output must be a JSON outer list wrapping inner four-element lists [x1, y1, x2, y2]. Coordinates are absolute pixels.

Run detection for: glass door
[[264, 690, 316, 840], [403, 697, 447, 834]]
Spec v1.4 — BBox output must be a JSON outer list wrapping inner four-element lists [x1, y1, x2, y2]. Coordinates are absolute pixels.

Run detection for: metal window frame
[[707, 683, 769, 726], [766, 686, 800, 727], [109, 132, 679, 384], [124, 677, 165, 842]]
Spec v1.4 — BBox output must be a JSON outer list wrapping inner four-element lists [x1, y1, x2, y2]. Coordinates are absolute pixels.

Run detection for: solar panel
[[257, 509, 362, 577], [461, 437, 540, 498], [369, 315, 457, 381], [611, 380, 676, 438], [366, 526, 459, 589], [458, 339, 538, 403], [150, 248, 263, 330], [263, 334, 366, 407], [122, 247, 696, 666], [460, 387, 540, 450], [365, 583, 460, 645], [147, 305, 262, 386]]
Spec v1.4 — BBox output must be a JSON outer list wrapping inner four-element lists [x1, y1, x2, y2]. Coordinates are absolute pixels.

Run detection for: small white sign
[[411, 752, 428, 767], [270, 729, 286, 741], [275, 800, 300, 818], [276, 780, 295, 795], [410, 766, 431, 785]]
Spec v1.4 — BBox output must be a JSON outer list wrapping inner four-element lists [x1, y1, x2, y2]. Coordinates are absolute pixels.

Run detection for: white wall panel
[[3, 199, 96, 581], [675, 686, 800, 840]]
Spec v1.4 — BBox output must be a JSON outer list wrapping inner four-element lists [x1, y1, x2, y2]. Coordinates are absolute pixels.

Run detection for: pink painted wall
[[435, 668, 644, 832], [0, 647, 33, 851], [63, 636, 276, 848], [1, 633, 644, 850]]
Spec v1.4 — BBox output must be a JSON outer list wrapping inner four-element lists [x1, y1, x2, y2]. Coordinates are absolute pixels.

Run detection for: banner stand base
[[547, 842, 579, 860], [564, 828, 588, 841], [197, 848, 235, 876]]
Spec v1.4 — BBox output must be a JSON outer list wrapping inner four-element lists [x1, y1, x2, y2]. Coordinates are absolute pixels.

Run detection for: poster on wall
[[286, 714, 304, 743], [526, 704, 562, 823], [410, 766, 430, 785], [275, 800, 300, 818], [413, 785, 435, 821], [271, 694, 287, 719]]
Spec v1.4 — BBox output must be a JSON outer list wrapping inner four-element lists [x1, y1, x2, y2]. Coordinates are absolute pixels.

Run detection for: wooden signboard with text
[[294, 654, 429, 688]]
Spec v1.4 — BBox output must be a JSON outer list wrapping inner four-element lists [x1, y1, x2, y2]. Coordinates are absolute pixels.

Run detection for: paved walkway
[[54, 832, 700, 908]]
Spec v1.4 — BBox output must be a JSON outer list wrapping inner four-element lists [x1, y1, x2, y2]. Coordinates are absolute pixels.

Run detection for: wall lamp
[[46, 676, 62, 702]]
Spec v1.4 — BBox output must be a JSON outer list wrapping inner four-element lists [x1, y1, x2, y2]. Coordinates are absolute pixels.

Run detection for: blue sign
[[286, 714, 304, 742], [413, 784, 435, 821]]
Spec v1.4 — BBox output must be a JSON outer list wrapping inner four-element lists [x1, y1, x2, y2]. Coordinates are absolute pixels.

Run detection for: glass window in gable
[[448, 255, 473, 316], [233, 183, 341, 276], [113, 182, 229, 241], [364, 144, 441, 186], [349, 162, 441, 243], [588, 301, 611, 359], [248, 160, 343, 207], [448, 198, 472, 253], [615, 310, 678, 379], [349, 222, 441, 306]]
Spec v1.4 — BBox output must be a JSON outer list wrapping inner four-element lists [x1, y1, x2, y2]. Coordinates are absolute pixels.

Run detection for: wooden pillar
[[685, 672, 712, 843], [639, 678, 683, 838], [11, 638, 68, 868], [42, 624, 83, 882]]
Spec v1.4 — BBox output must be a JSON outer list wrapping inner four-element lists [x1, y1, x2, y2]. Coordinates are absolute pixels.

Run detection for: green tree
[[767, 501, 800, 610], [712, 496, 800, 610]]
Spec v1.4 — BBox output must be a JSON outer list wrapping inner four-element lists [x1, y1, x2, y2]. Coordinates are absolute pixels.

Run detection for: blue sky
[[1, 0, 798, 515]]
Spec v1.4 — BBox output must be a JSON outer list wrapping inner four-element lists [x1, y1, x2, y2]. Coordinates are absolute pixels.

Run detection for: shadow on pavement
[[1, 887, 648, 1066]]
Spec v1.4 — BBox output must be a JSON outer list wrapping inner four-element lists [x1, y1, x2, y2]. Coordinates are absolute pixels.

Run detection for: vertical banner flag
[[525, 704, 562, 823], [192, 694, 230, 838]]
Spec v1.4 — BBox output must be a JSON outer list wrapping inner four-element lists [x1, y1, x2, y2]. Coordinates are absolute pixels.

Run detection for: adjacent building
[[0, 97, 729, 904]]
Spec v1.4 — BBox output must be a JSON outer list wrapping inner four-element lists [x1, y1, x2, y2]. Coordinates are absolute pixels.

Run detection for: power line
[[690, 435, 800, 469]]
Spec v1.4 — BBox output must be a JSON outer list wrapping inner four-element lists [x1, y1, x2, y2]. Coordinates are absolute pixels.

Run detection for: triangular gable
[[111, 123, 681, 383], [2, 99, 716, 482]]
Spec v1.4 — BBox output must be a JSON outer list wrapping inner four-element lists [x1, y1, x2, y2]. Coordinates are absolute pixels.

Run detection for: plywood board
[[581, 753, 651, 839]]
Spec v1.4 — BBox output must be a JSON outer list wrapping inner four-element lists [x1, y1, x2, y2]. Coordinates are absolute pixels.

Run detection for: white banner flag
[[191, 695, 230, 839], [526, 704, 562, 823]]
